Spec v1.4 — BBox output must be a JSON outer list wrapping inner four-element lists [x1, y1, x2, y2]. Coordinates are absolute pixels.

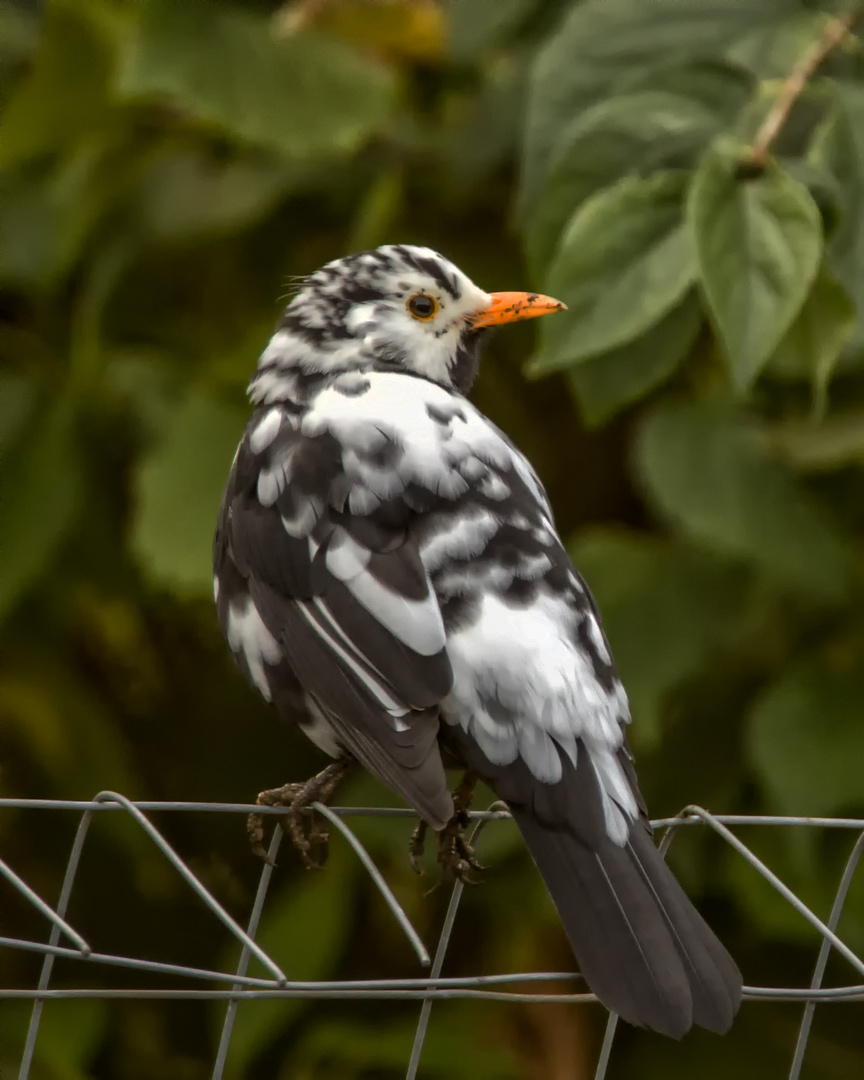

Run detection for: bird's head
[[249, 244, 565, 403]]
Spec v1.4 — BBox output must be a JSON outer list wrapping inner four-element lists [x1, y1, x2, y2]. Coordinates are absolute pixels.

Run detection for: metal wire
[[2, 795, 863, 1080]]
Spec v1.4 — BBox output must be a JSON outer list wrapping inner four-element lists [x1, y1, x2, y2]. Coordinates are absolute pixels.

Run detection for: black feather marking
[[252, 581, 452, 827], [393, 245, 460, 299]]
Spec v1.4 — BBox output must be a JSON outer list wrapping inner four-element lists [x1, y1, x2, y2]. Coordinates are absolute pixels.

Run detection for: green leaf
[[810, 82, 864, 346], [688, 152, 823, 390], [0, 140, 126, 286], [726, 9, 833, 80], [132, 390, 246, 595], [0, 0, 115, 169], [767, 409, 864, 472], [572, 529, 750, 745], [120, 0, 395, 160], [749, 658, 864, 815], [766, 267, 856, 405], [521, 0, 793, 212], [531, 172, 696, 373], [527, 70, 750, 274], [0, 398, 82, 623], [445, 0, 534, 63], [635, 400, 851, 599], [568, 291, 703, 426], [136, 144, 300, 243]]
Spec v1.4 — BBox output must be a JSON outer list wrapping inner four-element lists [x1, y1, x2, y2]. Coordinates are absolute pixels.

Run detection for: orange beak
[[467, 291, 567, 329]]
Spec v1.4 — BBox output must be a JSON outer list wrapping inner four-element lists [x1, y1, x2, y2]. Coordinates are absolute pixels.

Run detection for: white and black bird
[[213, 244, 742, 1037]]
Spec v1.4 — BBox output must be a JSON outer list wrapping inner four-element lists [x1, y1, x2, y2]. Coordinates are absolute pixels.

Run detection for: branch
[[749, 11, 858, 168]]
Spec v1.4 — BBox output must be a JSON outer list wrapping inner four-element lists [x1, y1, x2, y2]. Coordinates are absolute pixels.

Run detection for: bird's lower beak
[[467, 291, 567, 328]]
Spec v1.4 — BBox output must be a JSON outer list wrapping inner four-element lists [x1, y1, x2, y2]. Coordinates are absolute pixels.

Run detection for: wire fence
[[2, 793, 864, 1080]]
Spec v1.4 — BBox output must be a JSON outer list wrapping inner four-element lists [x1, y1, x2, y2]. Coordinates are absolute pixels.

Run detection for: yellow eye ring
[[407, 293, 438, 320]]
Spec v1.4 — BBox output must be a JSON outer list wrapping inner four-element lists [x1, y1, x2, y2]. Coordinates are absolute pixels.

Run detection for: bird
[[213, 243, 742, 1038]]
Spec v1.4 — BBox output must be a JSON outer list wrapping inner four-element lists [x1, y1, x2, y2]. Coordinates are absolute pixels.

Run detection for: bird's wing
[[214, 376, 467, 827]]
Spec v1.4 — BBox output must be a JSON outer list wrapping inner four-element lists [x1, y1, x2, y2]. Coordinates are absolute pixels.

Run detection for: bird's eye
[[407, 293, 438, 320]]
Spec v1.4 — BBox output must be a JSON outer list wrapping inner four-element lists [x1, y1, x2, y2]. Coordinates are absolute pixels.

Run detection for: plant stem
[[749, 11, 858, 168]]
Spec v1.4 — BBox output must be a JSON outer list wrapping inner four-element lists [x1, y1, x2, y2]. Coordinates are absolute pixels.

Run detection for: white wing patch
[[325, 528, 371, 579], [226, 597, 281, 701], [249, 408, 282, 453], [419, 508, 501, 573], [301, 373, 514, 513], [325, 527, 446, 657], [442, 591, 636, 843]]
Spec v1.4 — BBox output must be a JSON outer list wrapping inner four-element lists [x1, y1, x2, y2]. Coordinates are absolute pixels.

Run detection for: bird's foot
[[247, 758, 352, 869], [409, 771, 484, 883], [437, 809, 485, 884]]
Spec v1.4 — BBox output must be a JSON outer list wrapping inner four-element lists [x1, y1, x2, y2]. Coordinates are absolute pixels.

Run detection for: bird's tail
[[509, 807, 742, 1038]]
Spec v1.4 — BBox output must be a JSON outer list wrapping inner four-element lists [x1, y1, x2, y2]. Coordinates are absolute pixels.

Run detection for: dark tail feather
[[510, 809, 742, 1038]]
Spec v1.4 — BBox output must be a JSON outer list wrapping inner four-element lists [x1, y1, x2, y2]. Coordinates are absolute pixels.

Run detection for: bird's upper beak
[[467, 291, 567, 329]]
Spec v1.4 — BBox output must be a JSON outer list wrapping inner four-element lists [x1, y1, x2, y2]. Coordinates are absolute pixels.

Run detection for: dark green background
[[2, 0, 864, 1076]]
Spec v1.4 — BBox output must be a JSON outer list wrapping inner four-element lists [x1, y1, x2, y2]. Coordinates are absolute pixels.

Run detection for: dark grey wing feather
[[214, 410, 454, 827]]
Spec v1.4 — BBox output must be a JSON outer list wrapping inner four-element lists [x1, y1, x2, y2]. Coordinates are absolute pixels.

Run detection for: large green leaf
[[0, 398, 83, 623], [768, 409, 864, 472], [527, 68, 751, 274], [521, 0, 794, 212], [810, 82, 864, 346], [445, 0, 534, 63], [132, 390, 246, 594], [572, 529, 751, 745], [635, 400, 851, 598], [0, 0, 115, 170], [135, 144, 300, 243], [0, 144, 120, 286], [765, 266, 856, 402], [120, 0, 395, 159], [531, 172, 696, 373], [688, 152, 823, 390], [749, 658, 864, 816], [568, 291, 703, 426], [726, 9, 833, 79]]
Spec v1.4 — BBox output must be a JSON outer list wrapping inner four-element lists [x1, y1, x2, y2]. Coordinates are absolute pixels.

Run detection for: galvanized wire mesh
[[2, 793, 863, 1080]]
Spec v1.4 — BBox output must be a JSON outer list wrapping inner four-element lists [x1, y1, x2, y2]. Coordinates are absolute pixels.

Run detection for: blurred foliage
[[3, 0, 864, 1076]]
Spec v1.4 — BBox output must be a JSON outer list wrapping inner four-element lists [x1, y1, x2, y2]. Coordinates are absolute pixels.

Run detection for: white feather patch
[[325, 529, 446, 657], [419, 509, 500, 573], [348, 574, 446, 656], [249, 408, 282, 453], [325, 529, 371, 580], [442, 590, 635, 842], [226, 598, 281, 701], [301, 373, 518, 514]]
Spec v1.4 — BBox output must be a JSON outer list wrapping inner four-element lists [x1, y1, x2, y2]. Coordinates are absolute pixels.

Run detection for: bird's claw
[[409, 772, 483, 883], [437, 810, 485, 884], [247, 760, 350, 869]]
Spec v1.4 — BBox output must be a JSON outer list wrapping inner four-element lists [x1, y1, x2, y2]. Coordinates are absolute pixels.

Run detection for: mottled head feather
[[249, 245, 493, 405]]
